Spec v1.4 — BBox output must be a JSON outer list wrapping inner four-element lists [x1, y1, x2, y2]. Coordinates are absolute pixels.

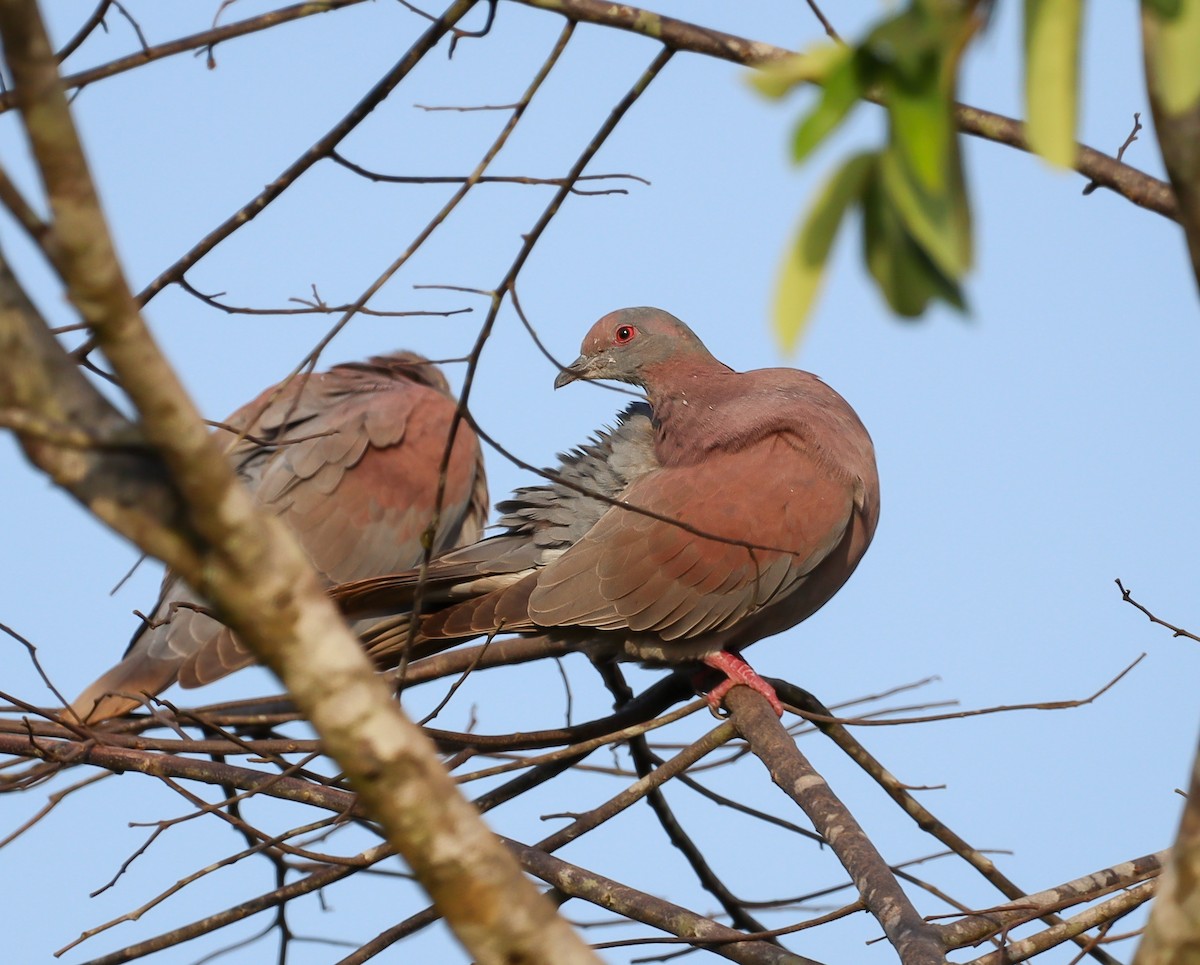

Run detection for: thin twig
[[1115, 578, 1200, 642], [1083, 113, 1143, 195]]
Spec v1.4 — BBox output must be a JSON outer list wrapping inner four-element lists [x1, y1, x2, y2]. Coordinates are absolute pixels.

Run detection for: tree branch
[[725, 687, 946, 965], [510, 0, 1177, 221], [0, 0, 373, 114], [966, 882, 1156, 965], [939, 849, 1165, 949], [0, 5, 600, 963], [1132, 731, 1200, 965], [135, 0, 478, 306], [778, 682, 1124, 965], [510, 839, 822, 965]]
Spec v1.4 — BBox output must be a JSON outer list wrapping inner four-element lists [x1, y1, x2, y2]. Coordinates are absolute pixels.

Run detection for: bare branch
[[511, 840, 823, 965], [1116, 578, 1200, 643], [0, 0, 373, 114], [135, 0, 477, 307], [0, 5, 601, 962], [964, 882, 1156, 965], [1084, 113, 1144, 195], [725, 687, 946, 965], [802, 0, 841, 43], [779, 683, 1124, 965], [938, 850, 1165, 949], [54, 1, 116, 63], [600, 663, 776, 938], [329, 149, 649, 196], [73, 844, 394, 965]]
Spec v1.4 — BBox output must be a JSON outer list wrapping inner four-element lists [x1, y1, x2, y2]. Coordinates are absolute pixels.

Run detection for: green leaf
[[887, 71, 952, 196], [762, 1, 977, 328], [1024, 0, 1085, 168], [880, 138, 972, 279], [1143, 0, 1182, 18], [773, 153, 876, 351], [1143, 0, 1200, 115], [863, 6, 939, 83], [750, 43, 850, 99], [790, 48, 867, 163], [862, 174, 965, 318]]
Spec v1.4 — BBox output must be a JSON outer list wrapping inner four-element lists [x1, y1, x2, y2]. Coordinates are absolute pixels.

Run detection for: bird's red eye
[[614, 325, 636, 344]]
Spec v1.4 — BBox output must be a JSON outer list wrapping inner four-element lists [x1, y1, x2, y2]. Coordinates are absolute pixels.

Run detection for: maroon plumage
[[70, 352, 488, 723], [340, 308, 879, 713]]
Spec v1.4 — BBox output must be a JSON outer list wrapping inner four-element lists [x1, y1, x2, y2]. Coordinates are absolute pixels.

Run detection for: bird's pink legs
[[699, 651, 784, 716]]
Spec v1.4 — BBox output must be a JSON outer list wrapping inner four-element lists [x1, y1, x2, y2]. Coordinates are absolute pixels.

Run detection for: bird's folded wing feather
[[70, 356, 488, 720], [336, 403, 657, 617], [342, 403, 660, 658], [225, 378, 482, 585], [528, 433, 855, 642]]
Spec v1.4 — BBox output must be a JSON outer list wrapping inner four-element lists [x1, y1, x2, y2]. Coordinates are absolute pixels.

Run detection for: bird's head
[[554, 307, 718, 390]]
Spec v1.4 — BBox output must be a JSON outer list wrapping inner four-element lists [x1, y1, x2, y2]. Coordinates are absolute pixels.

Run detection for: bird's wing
[[173, 369, 487, 685], [528, 432, 856, 642], [227, 369, 487, 585], [70, 359, 487, 720], [340, 403, 660, 661]]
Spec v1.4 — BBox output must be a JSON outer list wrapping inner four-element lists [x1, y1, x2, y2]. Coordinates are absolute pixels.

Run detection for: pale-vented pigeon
[[338, 308, 880, 713], [70, 352, 488, 723]]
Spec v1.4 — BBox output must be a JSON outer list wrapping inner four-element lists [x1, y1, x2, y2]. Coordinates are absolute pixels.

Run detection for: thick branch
[[725, 687, 946, 965], [0, 5, 599, 964], [1133, 731, 1200, 965], [968, 882, 1156, 965], [510, 840, 821, 965], [939, 849, 1165, 949], [0, 255, 198, 569]]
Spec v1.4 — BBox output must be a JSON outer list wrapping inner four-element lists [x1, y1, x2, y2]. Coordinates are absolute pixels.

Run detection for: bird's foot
[[698, 651, 784, 717]]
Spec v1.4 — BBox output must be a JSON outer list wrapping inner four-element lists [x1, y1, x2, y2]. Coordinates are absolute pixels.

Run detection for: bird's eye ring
[[614, 325, 636, 344]]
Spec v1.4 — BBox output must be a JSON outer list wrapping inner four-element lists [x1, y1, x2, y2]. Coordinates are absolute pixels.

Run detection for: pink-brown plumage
[[339, 308, 879, 713], [70, 352, 488, 723]]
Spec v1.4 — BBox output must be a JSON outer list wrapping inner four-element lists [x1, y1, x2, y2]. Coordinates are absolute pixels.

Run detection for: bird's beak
[[554, 354, 594, 389]]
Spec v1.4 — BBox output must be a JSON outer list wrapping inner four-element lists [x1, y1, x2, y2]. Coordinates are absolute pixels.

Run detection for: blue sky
[[1, 3, 1196, 963]]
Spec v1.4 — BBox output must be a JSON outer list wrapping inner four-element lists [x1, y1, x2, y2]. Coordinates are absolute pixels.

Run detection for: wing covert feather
[[528, 434, 856, 641]]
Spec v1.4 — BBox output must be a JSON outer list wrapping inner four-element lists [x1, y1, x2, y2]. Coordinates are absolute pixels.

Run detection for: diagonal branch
[[938, 849, 1165, 950], [0, 5, 600, 964], [778, 682, 1124, 965], [135, 0, 477, 306], [510, 840, 823, 965], [73, 844, 394, 965], [725, 687, 946, 965], [0, 0, 373, 114], [965, 882, 1156, 965], [597, 661, 777, 937]]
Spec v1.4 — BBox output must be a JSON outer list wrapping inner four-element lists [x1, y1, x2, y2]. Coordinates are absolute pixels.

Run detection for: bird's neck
[[646, 366, 742, 467]]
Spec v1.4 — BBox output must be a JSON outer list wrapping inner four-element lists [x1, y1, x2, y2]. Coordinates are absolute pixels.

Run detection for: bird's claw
[[699, 651, 785, 717]]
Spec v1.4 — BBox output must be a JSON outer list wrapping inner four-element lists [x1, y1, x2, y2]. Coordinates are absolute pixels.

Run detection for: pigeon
[[338, 308, 879, 714], [69, 352, 488, 722]]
